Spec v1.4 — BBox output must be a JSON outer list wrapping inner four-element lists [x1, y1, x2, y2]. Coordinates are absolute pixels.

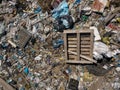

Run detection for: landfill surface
[[0, 0, 120, 90]]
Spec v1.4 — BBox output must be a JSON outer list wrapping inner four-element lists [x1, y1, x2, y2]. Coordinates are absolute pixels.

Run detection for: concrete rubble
[[0, 0, 120, 90]]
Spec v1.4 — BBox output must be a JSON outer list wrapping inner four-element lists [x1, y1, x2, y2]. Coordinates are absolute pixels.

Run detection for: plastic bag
[[51, 0, 69, 18], [94, 42, 109, 54], [93, 42, 113, 60], [53, 15, 74, 32]]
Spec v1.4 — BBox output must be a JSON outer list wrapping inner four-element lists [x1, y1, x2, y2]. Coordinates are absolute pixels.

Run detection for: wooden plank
[[68, 55, 77, 60], [81, 40, 90, 42], [80, 49, 90, 52], [68, 42, 77, 44], [64, 30, 79, 33], [81, 41, 90, 43], [80, 43, 90, 45], [64, 33, 68, 60], [81, 48, 90, 50], [80, 57, 92, 61], [64, 30, 92, 34], [81, 52, 90, 55], [77, 33, 80, 61], [66, 60, 92, 64], [80, 55, 96, 63], [68, 50, 97, 63], [81, 54, 90, 56], [68, 48, 77, 51], [68, 38, 77, 41], [81, 45, 91, 48], [80, 35, 90, 36], [68, 55, 77, 59], [67, 35, 76, 38], [90, 30, 94, 58], [81, 38, 91, 40], [68, 52, 77, 60], [68, 53, 77, 55], [81, 50, 90, 52], [68, 45, 77, 48]]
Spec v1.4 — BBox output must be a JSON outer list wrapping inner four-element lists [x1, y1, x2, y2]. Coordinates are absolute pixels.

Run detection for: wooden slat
[[68, 55, 76, 59], [68, 50, 96, 63], [77, 33, 80, 61], [80, 35, 90, 37], [81, 38, 91, 40], [80, 45, 91, 48], [81, 47, 90, 49], [80, 40, 90, 41], [81, 41, 90, 43], [90, 30, 94, 57], [64, 30, 78, 33], [68, 48, 77, 51], [81, 54, 90, 56], [67, 33, 77, 38], [80, 49, 90, 52], [68, 41, 77, 44], [68, 45, 77, 48], [68, 53, 77, 55], [80, 43, 90, 45], [66, 60, 93, 64], [81, 52, 90, 54], [64, 30, 92, 33], [68, 38, 77, 40], [68, 55, 77, 60], [64, 33, 68, 60]]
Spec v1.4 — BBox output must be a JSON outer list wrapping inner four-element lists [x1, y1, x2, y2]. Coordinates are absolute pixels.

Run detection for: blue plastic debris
[[0, 55, 3, 60], [117, 60, 120, 67], [1, 42, 8, 48], [74, 0, 81, 5], [61, 19, 69, 28], [17, 50, 24, 56], [34, 6, 41, 14], [53, 39, 64, 48], [12, 55, 18, 60], [52, 0, 69, 18], [17, 63, 22, 69], [24, 67, 29, 75]]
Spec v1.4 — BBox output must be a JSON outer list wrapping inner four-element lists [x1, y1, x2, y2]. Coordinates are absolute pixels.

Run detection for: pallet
[[64, 30, 97, 64]]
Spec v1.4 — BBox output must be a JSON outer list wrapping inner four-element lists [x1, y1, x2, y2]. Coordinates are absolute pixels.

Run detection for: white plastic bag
[[93, 42, 113, 59]]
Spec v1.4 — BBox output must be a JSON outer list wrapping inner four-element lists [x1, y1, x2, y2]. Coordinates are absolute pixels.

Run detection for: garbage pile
[[0, 0, 120, 90]]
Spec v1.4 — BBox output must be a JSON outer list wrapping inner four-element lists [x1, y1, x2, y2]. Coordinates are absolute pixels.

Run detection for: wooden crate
[[64, 30, 96, 64]]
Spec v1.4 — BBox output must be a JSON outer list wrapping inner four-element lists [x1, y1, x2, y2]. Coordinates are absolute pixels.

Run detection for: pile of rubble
[[0, 0, 120, 90]]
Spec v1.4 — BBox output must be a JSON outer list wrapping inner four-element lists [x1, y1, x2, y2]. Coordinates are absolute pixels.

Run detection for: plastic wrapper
[[51, 1, 69, 18], [53, 15, 74, 32], [93, 42, 113, 60]]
